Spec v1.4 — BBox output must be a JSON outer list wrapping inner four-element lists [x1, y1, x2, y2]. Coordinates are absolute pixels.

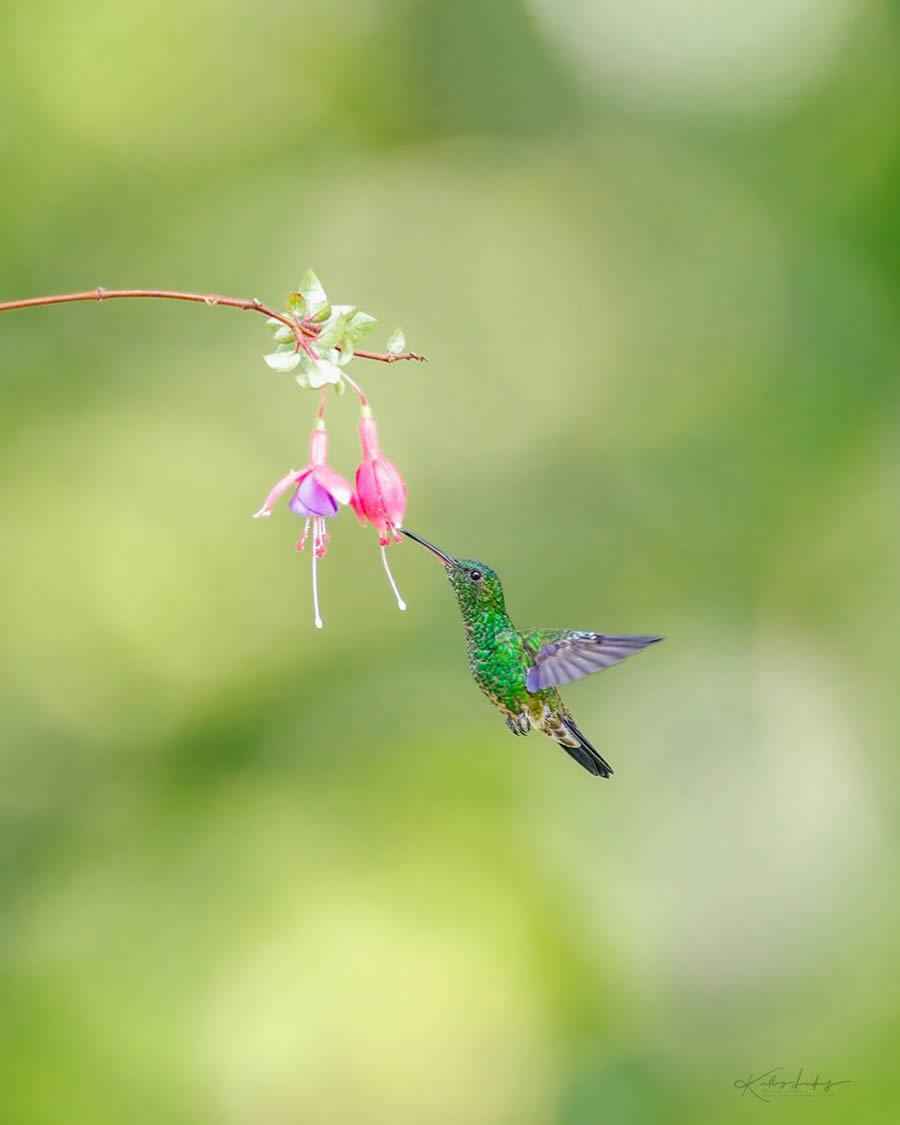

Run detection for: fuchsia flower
[[253, 420, 353, 628], [351, 407, 408, 612], [351, 409, 407, 543]]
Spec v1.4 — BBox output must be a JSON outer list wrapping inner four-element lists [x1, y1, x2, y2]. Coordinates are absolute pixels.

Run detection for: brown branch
[[0, 286, 297, 329], [351, 349, 427, 364], [0, 287, 426, 365]]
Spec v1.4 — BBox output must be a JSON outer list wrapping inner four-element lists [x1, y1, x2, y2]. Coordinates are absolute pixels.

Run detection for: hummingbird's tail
[[555, 715, 614, 778]]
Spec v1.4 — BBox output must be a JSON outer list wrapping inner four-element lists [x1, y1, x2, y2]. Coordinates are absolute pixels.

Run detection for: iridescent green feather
[[401, 532, 661, 778]]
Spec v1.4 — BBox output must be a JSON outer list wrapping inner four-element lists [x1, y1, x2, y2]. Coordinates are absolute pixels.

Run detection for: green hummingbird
[[401, 529, 661, 778]]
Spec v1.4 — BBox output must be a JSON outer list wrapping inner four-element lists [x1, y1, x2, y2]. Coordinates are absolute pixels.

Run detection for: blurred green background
[[2, 1, 899, 1122]]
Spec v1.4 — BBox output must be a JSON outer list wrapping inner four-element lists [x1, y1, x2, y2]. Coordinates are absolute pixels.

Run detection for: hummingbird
[[401, 529, 661, 778]]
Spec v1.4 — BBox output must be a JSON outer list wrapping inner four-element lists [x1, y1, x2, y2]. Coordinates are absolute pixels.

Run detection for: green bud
[[387, 328, 406, 355], [286, 292, 306, 319]]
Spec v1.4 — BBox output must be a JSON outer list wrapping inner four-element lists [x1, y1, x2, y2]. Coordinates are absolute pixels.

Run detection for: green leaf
[[307, 358, 344, 388], [333, 377, 346, 396], [315, 311, 349, 350], [270, 323, 295, 343], [387, 328, 406, 355], [345, 310, 377, 345], [298, 269, 328, 316], [263, 350, 302, 373]]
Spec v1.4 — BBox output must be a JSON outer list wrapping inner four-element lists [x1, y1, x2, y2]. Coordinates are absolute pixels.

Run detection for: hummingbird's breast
[[465, 615, 531, 709]]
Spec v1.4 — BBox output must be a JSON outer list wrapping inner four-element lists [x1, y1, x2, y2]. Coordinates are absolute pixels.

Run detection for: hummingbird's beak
[[400, 528, 457, 567]]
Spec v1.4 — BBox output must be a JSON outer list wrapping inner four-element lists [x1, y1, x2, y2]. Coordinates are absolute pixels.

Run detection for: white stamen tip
[[314, 616, 324, 629], [252, 508, 270, 519], [311, 518, 324, 630], [381, 544, 407, 613]]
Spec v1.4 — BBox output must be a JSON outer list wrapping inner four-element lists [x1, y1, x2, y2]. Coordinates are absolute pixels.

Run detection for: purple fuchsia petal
[[287, 492, 319, 518], [289, 471, 339, 518]]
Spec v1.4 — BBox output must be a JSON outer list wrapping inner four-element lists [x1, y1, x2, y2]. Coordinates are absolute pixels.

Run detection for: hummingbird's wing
[[524, 630, 661, 692]]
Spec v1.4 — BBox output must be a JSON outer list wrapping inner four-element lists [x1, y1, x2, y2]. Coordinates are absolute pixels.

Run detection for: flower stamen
[[381, 543, 407, 612], [311, 532, 323, 629]]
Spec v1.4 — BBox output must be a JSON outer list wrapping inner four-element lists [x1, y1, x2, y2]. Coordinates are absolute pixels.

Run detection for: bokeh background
[[2, 1, 899, 1122]]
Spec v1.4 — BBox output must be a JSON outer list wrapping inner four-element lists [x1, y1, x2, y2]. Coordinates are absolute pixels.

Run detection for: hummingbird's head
[[446, 557, 505, 616], [400, 529, 506, 616]]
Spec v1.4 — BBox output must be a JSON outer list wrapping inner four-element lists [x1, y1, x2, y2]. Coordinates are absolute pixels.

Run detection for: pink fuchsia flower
[[253, 420, 353, 628], [351, 410, 407, 542], [350, 407, 408, 612]]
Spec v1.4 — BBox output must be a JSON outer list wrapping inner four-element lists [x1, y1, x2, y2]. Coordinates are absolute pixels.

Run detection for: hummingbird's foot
[[505, 713, 532, 736]]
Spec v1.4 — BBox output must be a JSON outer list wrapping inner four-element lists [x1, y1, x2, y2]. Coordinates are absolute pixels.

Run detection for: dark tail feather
[[559, 716, 614, 779]]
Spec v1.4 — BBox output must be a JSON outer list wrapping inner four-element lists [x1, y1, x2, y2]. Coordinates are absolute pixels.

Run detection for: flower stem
[[340, 371, 368, 408]]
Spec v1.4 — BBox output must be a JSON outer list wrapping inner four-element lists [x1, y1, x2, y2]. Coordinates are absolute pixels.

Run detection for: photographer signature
[[734, 1067, 851, 1102]]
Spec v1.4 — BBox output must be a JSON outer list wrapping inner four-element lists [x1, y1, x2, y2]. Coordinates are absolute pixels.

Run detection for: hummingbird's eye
[[469, 569, 483, 583]]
